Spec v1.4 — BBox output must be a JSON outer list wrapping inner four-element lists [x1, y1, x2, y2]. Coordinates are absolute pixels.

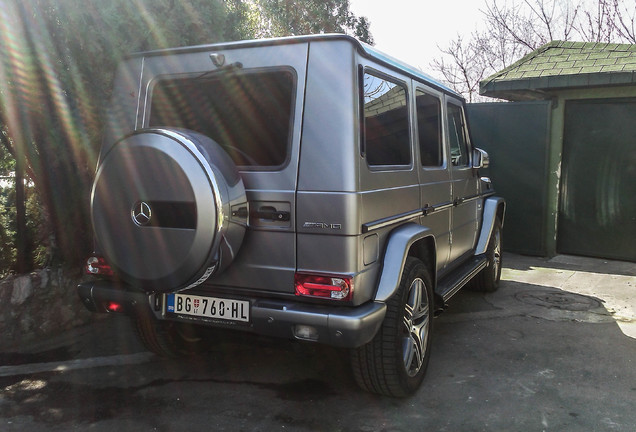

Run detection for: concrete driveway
[[499, 254, 635, 339], [432, 253, 636, 430], [1, 253, 635, 431]]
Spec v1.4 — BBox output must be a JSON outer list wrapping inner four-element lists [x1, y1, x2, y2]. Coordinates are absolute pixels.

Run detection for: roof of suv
[[131, 33, 459, 99]]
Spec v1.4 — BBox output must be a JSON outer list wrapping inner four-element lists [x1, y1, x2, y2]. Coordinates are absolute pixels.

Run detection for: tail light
[[295, 273, 353, 301], [85, 256, 114, 276]]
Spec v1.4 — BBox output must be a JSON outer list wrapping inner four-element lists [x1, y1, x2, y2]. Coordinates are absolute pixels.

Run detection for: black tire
[[134, 308, 204, 358], [470, 218, 503, 292], [351, 257, 434, 397]]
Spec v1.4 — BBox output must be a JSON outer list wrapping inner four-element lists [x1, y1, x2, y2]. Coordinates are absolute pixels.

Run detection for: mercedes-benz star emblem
[[132, 201, 152, 226]]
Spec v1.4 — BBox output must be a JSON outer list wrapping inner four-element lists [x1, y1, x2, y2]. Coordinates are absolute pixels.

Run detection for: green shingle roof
[[480, 41, 636, 100]]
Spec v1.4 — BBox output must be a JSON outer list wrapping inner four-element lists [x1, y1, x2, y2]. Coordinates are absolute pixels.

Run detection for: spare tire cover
[[91, 128, 246, 292]]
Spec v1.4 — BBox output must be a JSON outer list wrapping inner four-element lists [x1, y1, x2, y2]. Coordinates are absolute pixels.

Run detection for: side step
[[435, 255, 488, 303]]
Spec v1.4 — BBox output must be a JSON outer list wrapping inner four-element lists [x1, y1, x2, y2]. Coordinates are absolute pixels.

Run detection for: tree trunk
[[14, 151, 28, 273]]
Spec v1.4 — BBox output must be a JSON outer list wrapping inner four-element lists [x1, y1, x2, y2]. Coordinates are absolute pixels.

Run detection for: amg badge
[[303, 222, 342, 230]]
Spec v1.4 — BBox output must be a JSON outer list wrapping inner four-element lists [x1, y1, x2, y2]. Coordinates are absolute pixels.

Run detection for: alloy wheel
[[402, 277, 430, 377]]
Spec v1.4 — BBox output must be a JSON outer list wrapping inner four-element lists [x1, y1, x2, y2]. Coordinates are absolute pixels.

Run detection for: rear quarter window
[[149, 69, 296, 168], [361, 72, 411, 167]]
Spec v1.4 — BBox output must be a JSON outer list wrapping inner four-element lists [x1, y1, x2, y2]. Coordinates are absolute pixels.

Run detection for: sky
[[348, 0, 488, 75]]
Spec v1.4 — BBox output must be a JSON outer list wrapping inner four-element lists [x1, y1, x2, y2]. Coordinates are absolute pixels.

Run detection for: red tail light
[[295, 274, 353, 301], [85, 256, 114, 276]]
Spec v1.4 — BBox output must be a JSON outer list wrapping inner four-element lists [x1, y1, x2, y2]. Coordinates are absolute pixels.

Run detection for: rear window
[[149, 69, 295, 168]]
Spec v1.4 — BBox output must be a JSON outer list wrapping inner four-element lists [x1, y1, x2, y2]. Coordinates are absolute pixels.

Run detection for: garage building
[[468, 40, 636, 262]]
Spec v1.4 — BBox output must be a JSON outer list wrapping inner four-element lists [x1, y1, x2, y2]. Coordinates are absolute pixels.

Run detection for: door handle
[[253, 209, 290, 221], [232, 206, 290, 222]]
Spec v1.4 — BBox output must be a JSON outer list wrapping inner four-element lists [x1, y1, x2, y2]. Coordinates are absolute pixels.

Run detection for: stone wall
[[0, 268, 95, 350]]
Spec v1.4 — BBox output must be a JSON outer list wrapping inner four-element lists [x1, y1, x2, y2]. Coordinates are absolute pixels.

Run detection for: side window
[[447, 103, 470, 167], [362, 72, 410, 167], [416, 90, 442, 167]]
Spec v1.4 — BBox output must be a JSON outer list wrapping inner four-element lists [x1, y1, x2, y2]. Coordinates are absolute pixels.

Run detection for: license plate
[[166, 293, 250, 322]]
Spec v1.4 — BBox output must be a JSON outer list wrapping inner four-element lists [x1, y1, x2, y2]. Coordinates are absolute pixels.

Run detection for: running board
[[435, 255, 488, 302]]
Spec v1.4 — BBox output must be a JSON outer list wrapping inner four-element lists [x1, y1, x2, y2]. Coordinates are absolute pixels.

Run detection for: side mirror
[[472, 148, 490, 169]]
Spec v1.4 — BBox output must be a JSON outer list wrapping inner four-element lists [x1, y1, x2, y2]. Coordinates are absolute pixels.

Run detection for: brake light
[[85, 256, 114, 276], [295, 274, 353, 301]]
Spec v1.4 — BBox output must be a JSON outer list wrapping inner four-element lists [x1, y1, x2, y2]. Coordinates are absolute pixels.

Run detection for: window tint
[[362, 72, 410, 166], [149, 70, 295, 167], [447, 103, 470, 167], [416, 91, 442, 166]]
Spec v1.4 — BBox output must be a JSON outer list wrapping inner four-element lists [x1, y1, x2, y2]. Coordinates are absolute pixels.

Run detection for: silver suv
[[79, 34, 505, 397]]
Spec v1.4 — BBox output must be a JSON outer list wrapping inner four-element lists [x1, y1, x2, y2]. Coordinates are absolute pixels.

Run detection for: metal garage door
[[559, 99, 636, 262]]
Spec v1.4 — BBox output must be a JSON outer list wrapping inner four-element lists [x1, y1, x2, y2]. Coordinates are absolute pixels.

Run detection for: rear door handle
[[253, 209, 290, 222]]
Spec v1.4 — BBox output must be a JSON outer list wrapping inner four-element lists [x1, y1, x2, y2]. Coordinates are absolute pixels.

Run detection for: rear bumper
[[78, 280, 149, 313], [78, 280, 386, 348]]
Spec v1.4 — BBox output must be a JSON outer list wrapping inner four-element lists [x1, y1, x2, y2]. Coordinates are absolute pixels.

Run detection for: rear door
[[446, 98, 479, 264], [415, 87, 452, 271], [143, 42, 310, 293]]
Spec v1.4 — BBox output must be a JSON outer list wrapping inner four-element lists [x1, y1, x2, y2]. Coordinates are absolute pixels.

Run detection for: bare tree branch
[[432, 0, 636, 101], [613, 0, 636, 43]]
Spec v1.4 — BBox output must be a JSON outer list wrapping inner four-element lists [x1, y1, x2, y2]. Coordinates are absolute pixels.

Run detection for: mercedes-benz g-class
[[79, 34, 505, 397]]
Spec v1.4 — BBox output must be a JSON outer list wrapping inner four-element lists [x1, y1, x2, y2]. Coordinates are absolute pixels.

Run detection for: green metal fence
[[467, 101, 551, 256]]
